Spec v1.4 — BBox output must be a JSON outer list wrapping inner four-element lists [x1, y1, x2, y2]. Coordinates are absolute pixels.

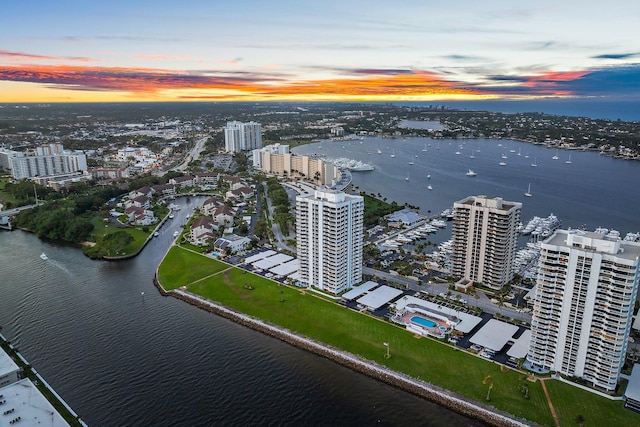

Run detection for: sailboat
[[390, 149, 396, 158], [427, 184, 433, 190], [552, 149, 559, 160], [405, 172, 410, 181], [517, 148, 522, 156], [422, 144, 427, 152], [565, 155, 572, 164], [524, 183, 532, 197], [531, 157, 538, 167]]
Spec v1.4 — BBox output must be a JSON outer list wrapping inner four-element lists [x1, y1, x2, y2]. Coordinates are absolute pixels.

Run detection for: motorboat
[[466, 169, 477, 177]]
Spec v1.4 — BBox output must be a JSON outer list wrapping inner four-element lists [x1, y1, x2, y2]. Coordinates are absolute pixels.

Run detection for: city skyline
[[1, 0, 640, 102]]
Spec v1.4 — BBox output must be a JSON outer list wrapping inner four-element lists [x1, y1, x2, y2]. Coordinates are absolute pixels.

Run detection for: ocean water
[[394, 99, 640, 121]]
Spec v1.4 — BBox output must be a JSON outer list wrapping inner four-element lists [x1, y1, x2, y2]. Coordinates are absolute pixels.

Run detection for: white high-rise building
[[224, 121, 262, 152], [296, 189, 363, 294], [451, 195, 521, 289], [527, 230, 640, 392], [10, 151, 87, 180]]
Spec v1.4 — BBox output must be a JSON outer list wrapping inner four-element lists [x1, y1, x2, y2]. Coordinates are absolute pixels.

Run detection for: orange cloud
[[0, 63, 608, 102], [0, 50, 93, 63]]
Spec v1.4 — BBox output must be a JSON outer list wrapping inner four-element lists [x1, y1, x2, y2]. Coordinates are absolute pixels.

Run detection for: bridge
[[0, 203, 40, 230]]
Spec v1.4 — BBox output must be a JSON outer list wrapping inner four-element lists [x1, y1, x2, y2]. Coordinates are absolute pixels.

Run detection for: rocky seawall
[[153, 276, 536, 427]]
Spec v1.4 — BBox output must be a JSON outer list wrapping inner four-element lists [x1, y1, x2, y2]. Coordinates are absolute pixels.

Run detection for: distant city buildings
[[224, 121, 262, 152], [0, 143, 88, 181], [252, 143, 338, 186], [451, 195, 521, 290], [527, 229, 640, 392], [296, 189, 363, 294]]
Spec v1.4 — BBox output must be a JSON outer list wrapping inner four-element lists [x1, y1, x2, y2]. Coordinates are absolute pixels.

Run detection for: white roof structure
[[253, 253, 293, 270], [625, 364, 640, 405], [288, 271, 301, 281], [507, 330, 532, 359], [269, 259, 299, 276], [356, 285, 403, 310], [469, 319, 519, 352], [0, 379, 70, 427], [341, 281, 378, 301], [0, 346, 19, 378], [244, 250, 276, 264], [393, 295, 482, 333]]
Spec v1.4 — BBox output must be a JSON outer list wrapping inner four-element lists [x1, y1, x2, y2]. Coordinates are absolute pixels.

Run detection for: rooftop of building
[[0, 379, 70, 427], [454, 195, 521, 212], [545, 229, 640, 261], [0, 347, 20, 377]]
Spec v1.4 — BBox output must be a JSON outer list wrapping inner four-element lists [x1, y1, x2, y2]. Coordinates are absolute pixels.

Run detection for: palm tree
[[574, 414, 585, 427], [483, 375, 494, 401]]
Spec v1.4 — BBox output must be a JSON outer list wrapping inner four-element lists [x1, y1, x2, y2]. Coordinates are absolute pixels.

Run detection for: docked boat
[[40, 252, 48, 260], [466, 169, 477, 177], [173, 231, 180, 238]]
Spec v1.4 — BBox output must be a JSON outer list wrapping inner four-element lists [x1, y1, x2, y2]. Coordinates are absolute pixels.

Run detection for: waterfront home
[[169, 175, 195, 189], [201, 196, 225, 216], [124, 206, 156, 226], [225, 186, 254, 202], [152, 183, 176, 196], [213, 234, 251, 254], [189, 217, 216, 246], [211, 205, 236, 228]]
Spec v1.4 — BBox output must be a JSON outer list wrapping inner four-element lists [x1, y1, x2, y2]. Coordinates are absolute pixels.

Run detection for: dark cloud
[[592, 52, 640, 59]]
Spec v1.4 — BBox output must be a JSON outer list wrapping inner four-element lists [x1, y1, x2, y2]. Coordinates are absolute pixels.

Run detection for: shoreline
[[152, 274, 536, 427]]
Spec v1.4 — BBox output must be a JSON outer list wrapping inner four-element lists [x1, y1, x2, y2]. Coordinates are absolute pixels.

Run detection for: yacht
[[499, 161, 507, 166], [524, 183, 532, 197], [427, 184, 433, 190], [377, 149, 382, 154], [422, 144, 428, 152], [466, 169, 477, 177], [408, 160, 414, 165], [531, 157, 538, 167], [565, 155, 572, 164], [390, 150, 396, 158], [552, 149, 559, 160], [173, 231, 180, 238], [501, 153, 508, 159], [427, 174, 431, 179], [40, 252, 48, 260]]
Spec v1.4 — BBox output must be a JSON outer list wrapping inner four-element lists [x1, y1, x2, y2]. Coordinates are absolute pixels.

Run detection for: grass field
[[157, 245, 640, 426]]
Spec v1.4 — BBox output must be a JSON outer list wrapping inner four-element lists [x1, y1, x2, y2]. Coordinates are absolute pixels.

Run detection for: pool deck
[[399, 312, 451, 338]]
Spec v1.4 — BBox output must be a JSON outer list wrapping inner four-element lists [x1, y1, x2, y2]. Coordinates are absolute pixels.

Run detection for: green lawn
[[89, 217, 152, 255], [158, 246, 229, 290], [157, 246, 640, 426], [545, 380, 639, 426]]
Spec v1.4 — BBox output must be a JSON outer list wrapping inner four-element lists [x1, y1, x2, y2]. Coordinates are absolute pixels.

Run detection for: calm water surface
[[294, 137, 640, 236]]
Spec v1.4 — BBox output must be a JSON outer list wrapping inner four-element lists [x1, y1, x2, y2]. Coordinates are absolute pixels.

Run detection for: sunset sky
[[1, 0, 639, 102]]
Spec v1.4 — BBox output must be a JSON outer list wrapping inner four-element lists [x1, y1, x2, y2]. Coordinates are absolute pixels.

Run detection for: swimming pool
[[410, 316, 437, 329]]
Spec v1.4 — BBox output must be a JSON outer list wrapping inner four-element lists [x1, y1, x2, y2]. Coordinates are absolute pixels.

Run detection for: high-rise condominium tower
[[527, 229, 640, 392], [451, 195, 521, 289], [296, 189, 363, 294]]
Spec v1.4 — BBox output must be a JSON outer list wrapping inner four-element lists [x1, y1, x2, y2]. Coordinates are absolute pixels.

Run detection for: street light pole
[[383, 342, 390, 359]]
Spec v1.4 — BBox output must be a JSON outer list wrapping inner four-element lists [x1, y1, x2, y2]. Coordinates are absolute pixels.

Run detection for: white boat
[[501, 153, 508, 159], [427, 185, 433, 190], [565, 155, 572, 164], [466, 169, 477, 177], [427, 174, 431, 179], [169, 214, 175, 219], [408, 160, 414, 165], [173, 231, 180, 237], [531, 157, 538, 167], [422, 144, 427, 152], [40, 252, 48, 260], [552, 149, 559, 160], [405, 173, 410, 181], [377, 149, 382, 154], [390, 149, 396, 158], [153, 232, 160, 237], [499, 161, 507, 166], [524, 183, 532, 197]]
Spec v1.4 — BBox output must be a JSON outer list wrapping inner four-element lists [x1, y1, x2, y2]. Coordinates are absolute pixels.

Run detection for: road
[[0, 203, 42, 217], [174, 136, 209, 171]]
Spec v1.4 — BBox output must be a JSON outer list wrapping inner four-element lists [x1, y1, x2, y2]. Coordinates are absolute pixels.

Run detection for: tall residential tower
[[451, 195, 521, 289], [224, 121, 262, 152], [527, 230, 640, 392], [296, 189, 363, 294]]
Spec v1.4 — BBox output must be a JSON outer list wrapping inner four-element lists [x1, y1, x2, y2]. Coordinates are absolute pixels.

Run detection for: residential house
[[124, 206, 156, 226], [169, 175, 195, 189], [213, 234, 251, 254], [226, 186, 254, 202], [201, 196, 224, 216], [152, 183, 176, 196], [211, 205, 236, 228], [189, 217, 216, 246]]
